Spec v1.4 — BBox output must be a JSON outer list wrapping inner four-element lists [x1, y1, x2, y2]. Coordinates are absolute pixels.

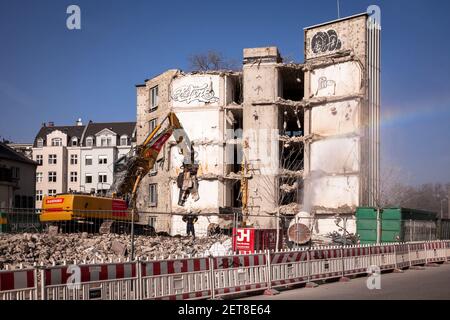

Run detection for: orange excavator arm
[[108, 112, 196, 206]]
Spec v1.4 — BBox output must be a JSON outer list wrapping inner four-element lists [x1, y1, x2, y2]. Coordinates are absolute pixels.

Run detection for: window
[[70, 172, 78, 183], [85, 174, 93, 184], [70, 154, 78, 165], [48, 171, 57, 182], [71, 137, 78, 146], [48, 154, 57, 165], [149, 183, 157, 206], [86, 137, 94, 147], [11, 167, 20, 180], [48, 189, 57, 196], [100, 137, 112, 147], [120, 135, 129, 146], [98, 173, 107, 183], [98, 155, 108, 164], [36, 190, 43, 202], [51, 138, 62, 146], [36, 172, 43, 183], [37, 138, 44, 148], [149, 118, 157, 132], [36, 155, 43, 165], [85, 155, 93, 166], [150, 86, 158, 111], [149, 162, 157, 176], [148, 216, 156, 228]]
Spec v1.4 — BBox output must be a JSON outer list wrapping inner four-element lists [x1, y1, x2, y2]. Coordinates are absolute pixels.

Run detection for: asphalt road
[[240, 263, 450, 300]]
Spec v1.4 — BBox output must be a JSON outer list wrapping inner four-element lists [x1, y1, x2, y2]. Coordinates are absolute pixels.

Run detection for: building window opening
[[279, 67, 304, 101]]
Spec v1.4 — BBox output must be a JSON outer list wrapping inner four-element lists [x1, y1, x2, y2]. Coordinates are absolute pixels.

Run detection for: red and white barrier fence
[[343, 245, 372, 276], [0, 268, 37, 300], [211, 253, 268, 298], [41, 262, 138, 300], [408, 242, 427, 266], [269, 249, 309, 287], [424, 241, 447, 264], [140, 257, 211, 300], [309, 247, 343, 281], [370, 244, 396, 270], [1, 240, 449, 300]]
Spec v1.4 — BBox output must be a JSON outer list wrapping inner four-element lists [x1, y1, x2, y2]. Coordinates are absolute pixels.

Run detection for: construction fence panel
[[425, 241, 447, 263], [369, 244, 396, 271], [140, 257, 211, 300], [309, 247, 343, 281], [0, 268, 38, 300], [395, 243, 410, 269], [446, 241, 450, 260], [343, 245, 371, 276], [269, 249, 309, 288], [408, 242, 427, 266], [41, 262, 138, 300], [212, 253, 268, 298]]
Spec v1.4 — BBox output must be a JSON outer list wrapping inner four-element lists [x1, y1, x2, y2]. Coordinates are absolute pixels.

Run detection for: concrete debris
[[48, 226, 59, 236], [111, 240, 127, 257], [182, 70, 241, 77], [278, 169, 304, 178], [204, 238, 233, 257], [224, 172, 242, 180], [278, 203, 300, 215], [311, 232, 358, 245], [280, 182, 298, 193], [0, 233, 231, 269], [169, 138, 222, 146], [312, 205, 356, 214], [279, 135, 306, 143], [172, 207, 219, 214]]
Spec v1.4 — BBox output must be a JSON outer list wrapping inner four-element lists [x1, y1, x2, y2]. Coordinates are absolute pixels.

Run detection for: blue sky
[[0, 0, 449, 185]]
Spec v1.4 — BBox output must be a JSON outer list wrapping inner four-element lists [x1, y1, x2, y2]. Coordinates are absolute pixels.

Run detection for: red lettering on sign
[[45, 198, 64, 204]]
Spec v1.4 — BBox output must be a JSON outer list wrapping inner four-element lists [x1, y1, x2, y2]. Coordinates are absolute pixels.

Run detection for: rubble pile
[[0, 233, 232, 269]]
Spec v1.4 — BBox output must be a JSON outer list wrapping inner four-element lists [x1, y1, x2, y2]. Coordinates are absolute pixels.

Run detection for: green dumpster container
[[356, 207, 437, 244]]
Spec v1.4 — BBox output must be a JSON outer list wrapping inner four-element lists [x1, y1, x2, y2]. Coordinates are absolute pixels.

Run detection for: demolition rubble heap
[[0, 233, 231, 269]]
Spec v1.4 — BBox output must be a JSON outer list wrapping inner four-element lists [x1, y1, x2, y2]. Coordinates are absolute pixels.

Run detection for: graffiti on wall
[[317, 76, 336, 95], [311, 30, 342, 54], [171, 79, 219, 104]]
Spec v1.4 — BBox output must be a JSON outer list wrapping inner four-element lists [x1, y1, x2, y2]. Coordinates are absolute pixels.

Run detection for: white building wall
[[168, 74, 225, 237], [67, 147, 81, 192], [34, 130, 68, 208], [80, 147, 116, 193]]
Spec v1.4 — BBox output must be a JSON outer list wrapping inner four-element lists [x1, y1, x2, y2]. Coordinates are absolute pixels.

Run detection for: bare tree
[[378, 166, 450, 216], [188, 50, 239, 71]]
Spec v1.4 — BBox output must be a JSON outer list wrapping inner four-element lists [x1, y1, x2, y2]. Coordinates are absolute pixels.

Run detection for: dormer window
[[71, 137, 78, 146], [86, 136, 94, 147], [36, 138, 44, 148], [120, 135, 129, 146], [51, 138, 62, 147], [100, 137, 112, 147]]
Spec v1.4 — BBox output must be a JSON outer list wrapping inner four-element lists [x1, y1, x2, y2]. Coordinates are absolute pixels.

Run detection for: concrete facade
[[134, 14, 380, 241], [135, 70, 242, 234]]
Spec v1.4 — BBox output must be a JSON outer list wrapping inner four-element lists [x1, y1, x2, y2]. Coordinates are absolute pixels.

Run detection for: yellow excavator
[[40, 112, 199, 233]]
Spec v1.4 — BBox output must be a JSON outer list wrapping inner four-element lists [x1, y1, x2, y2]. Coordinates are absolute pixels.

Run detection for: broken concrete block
[[48, 226, 59, 236], [111, 240, 127, 257]]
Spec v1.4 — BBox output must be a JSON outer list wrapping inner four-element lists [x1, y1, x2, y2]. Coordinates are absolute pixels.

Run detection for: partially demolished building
[[135, 13, 380, 242]]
